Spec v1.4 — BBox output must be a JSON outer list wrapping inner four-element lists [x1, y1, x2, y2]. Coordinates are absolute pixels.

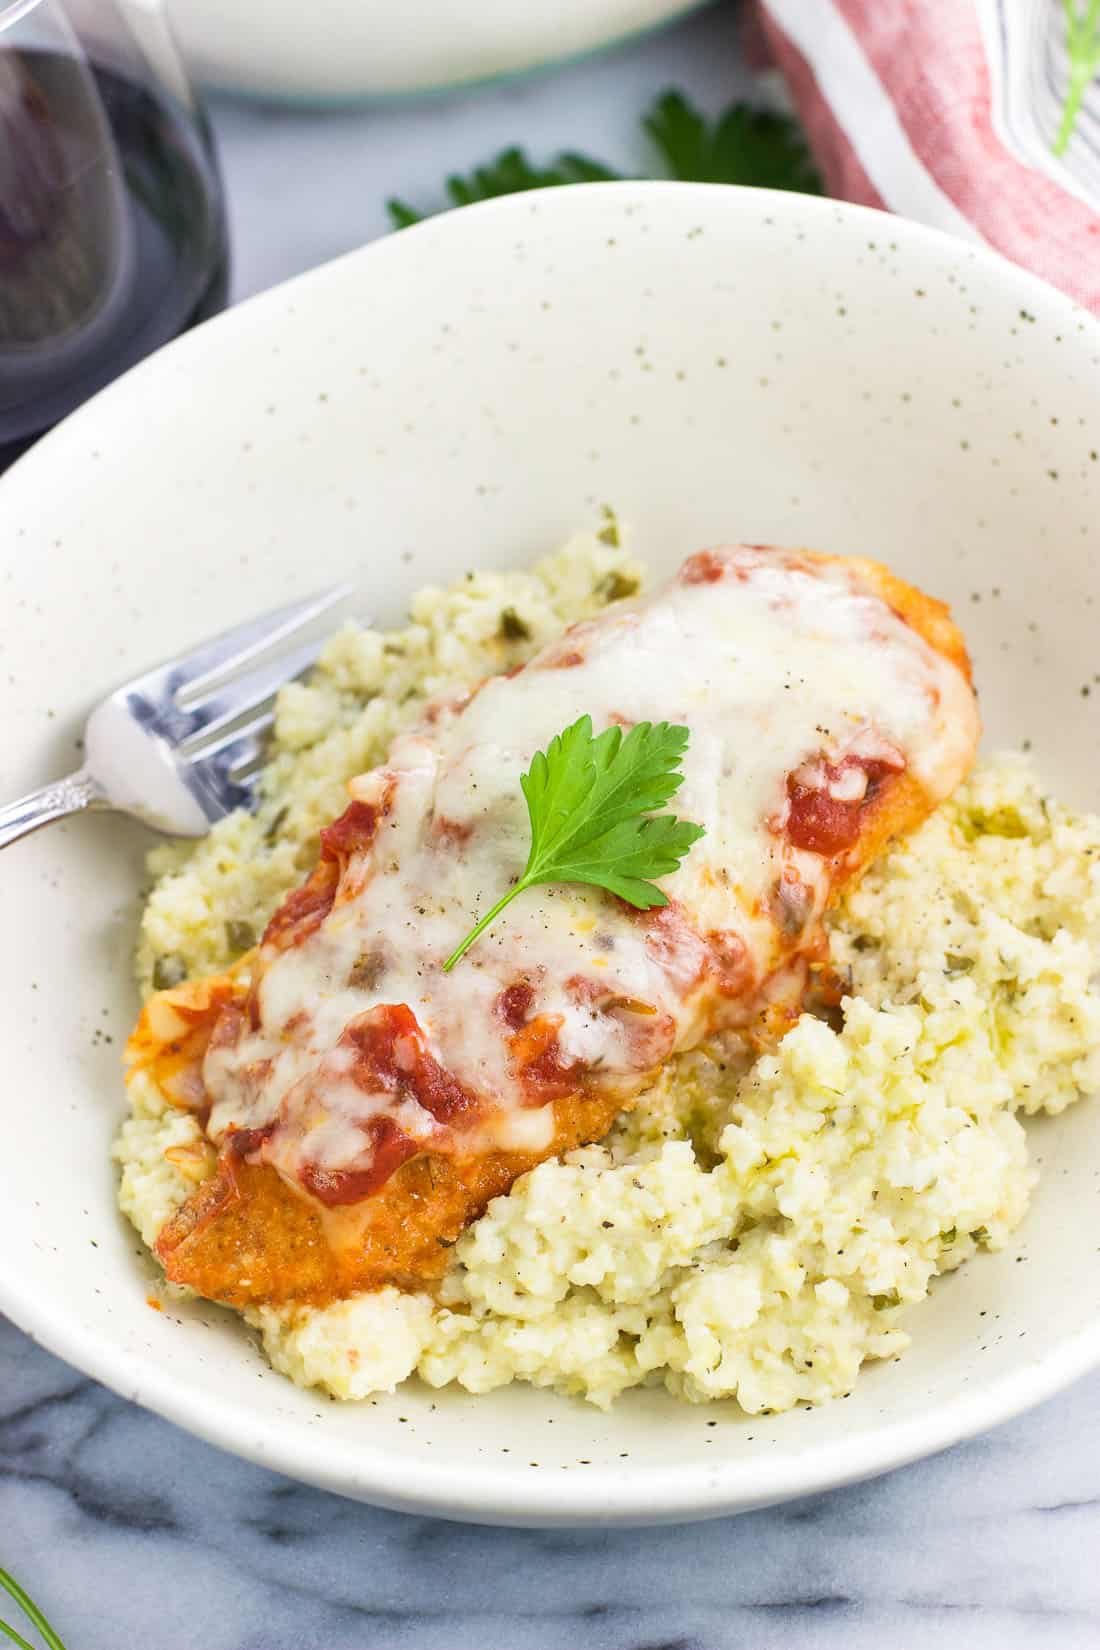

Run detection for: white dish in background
[[163, 0, 707, 103], [2, 183, 1099, 1526]]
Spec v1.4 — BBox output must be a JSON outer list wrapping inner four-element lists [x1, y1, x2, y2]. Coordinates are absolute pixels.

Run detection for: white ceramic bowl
[[165, 0, 705, 102], [3, 184, 1100, 1526]]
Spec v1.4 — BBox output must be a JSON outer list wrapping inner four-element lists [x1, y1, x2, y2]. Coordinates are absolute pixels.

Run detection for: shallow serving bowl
[[2, 183, 1099, 1526], [165, 0, 705, 102]]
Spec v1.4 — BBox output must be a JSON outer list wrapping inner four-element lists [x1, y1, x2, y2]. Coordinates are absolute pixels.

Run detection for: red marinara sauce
[[290, 1004, 483, 1205], [784, 753, 903, 856], [261, 798, 383, 954]]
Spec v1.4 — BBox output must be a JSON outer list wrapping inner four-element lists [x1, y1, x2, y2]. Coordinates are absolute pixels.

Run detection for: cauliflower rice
[[115, 528, 1100, 1412]]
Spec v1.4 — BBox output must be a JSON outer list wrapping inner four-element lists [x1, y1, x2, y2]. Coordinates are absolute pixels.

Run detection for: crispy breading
[[133, 550, 978, 1310]]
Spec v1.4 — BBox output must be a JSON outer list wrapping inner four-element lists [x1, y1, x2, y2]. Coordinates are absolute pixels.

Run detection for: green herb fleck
[[263, 804, 289, 844], [226, 920, 257, 953], [598, 570, 640, 604], [872, 1290, 901, 1311], [443, 715, 705, 970], [597, 506, 621, 548], [940, 1227, 958, 1247], [152, 953, 187, 991], [497, 606, 532, 642], [962, 807, 1029, 841]]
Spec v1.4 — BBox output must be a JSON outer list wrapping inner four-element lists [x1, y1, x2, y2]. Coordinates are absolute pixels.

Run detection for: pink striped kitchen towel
[[754, 0, 1100, 313]]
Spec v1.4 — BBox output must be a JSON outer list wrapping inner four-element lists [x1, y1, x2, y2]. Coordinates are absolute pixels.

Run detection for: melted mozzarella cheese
[[203, 547, 979, 1184]]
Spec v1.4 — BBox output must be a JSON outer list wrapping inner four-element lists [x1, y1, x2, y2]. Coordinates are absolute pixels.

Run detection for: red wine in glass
[[0, 1, 228, 469]]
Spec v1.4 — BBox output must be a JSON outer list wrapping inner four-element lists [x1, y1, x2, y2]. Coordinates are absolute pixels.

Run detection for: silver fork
[[0, 584, 354, 850]]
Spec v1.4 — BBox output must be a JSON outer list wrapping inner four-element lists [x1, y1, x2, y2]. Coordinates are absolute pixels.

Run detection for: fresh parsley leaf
[[644, 92, 823, 194], [387, 198, 424, 229], [442, 715, 705, 970], [388, 90, 821, 228], [1054, 0, 1100, 154], [0, 1569, 68, 1650], [389, 148, 620, 226]]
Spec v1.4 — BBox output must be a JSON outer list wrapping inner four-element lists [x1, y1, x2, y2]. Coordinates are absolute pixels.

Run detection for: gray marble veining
[[4, 7, 1100, 1646], [5, 1319, 1100, 1649]]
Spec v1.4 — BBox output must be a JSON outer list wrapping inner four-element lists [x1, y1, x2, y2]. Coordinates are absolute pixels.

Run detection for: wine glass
[[0, 0, 228, 468]]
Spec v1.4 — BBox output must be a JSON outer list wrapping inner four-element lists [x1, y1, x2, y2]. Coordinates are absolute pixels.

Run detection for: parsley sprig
[[1055, 0, 1100, 153], [0, 1570, 67, 1650], [388, 151, 618, 227], [443, 715, 705, 971], [389, 90, 821, 227]]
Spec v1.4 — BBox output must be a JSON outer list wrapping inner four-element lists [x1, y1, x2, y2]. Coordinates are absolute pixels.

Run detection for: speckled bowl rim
[[4, 183, 1100, 1526], [13, 1269, 1100, 1524]]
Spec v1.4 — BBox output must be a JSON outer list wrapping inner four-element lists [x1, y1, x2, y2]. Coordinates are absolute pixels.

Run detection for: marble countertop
[[6, 1313, 1100, 1649], [4, 7, 1100, 1646]]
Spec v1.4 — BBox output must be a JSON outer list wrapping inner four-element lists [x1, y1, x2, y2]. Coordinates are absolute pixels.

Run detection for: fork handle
[[0, 768, 109, 850]]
